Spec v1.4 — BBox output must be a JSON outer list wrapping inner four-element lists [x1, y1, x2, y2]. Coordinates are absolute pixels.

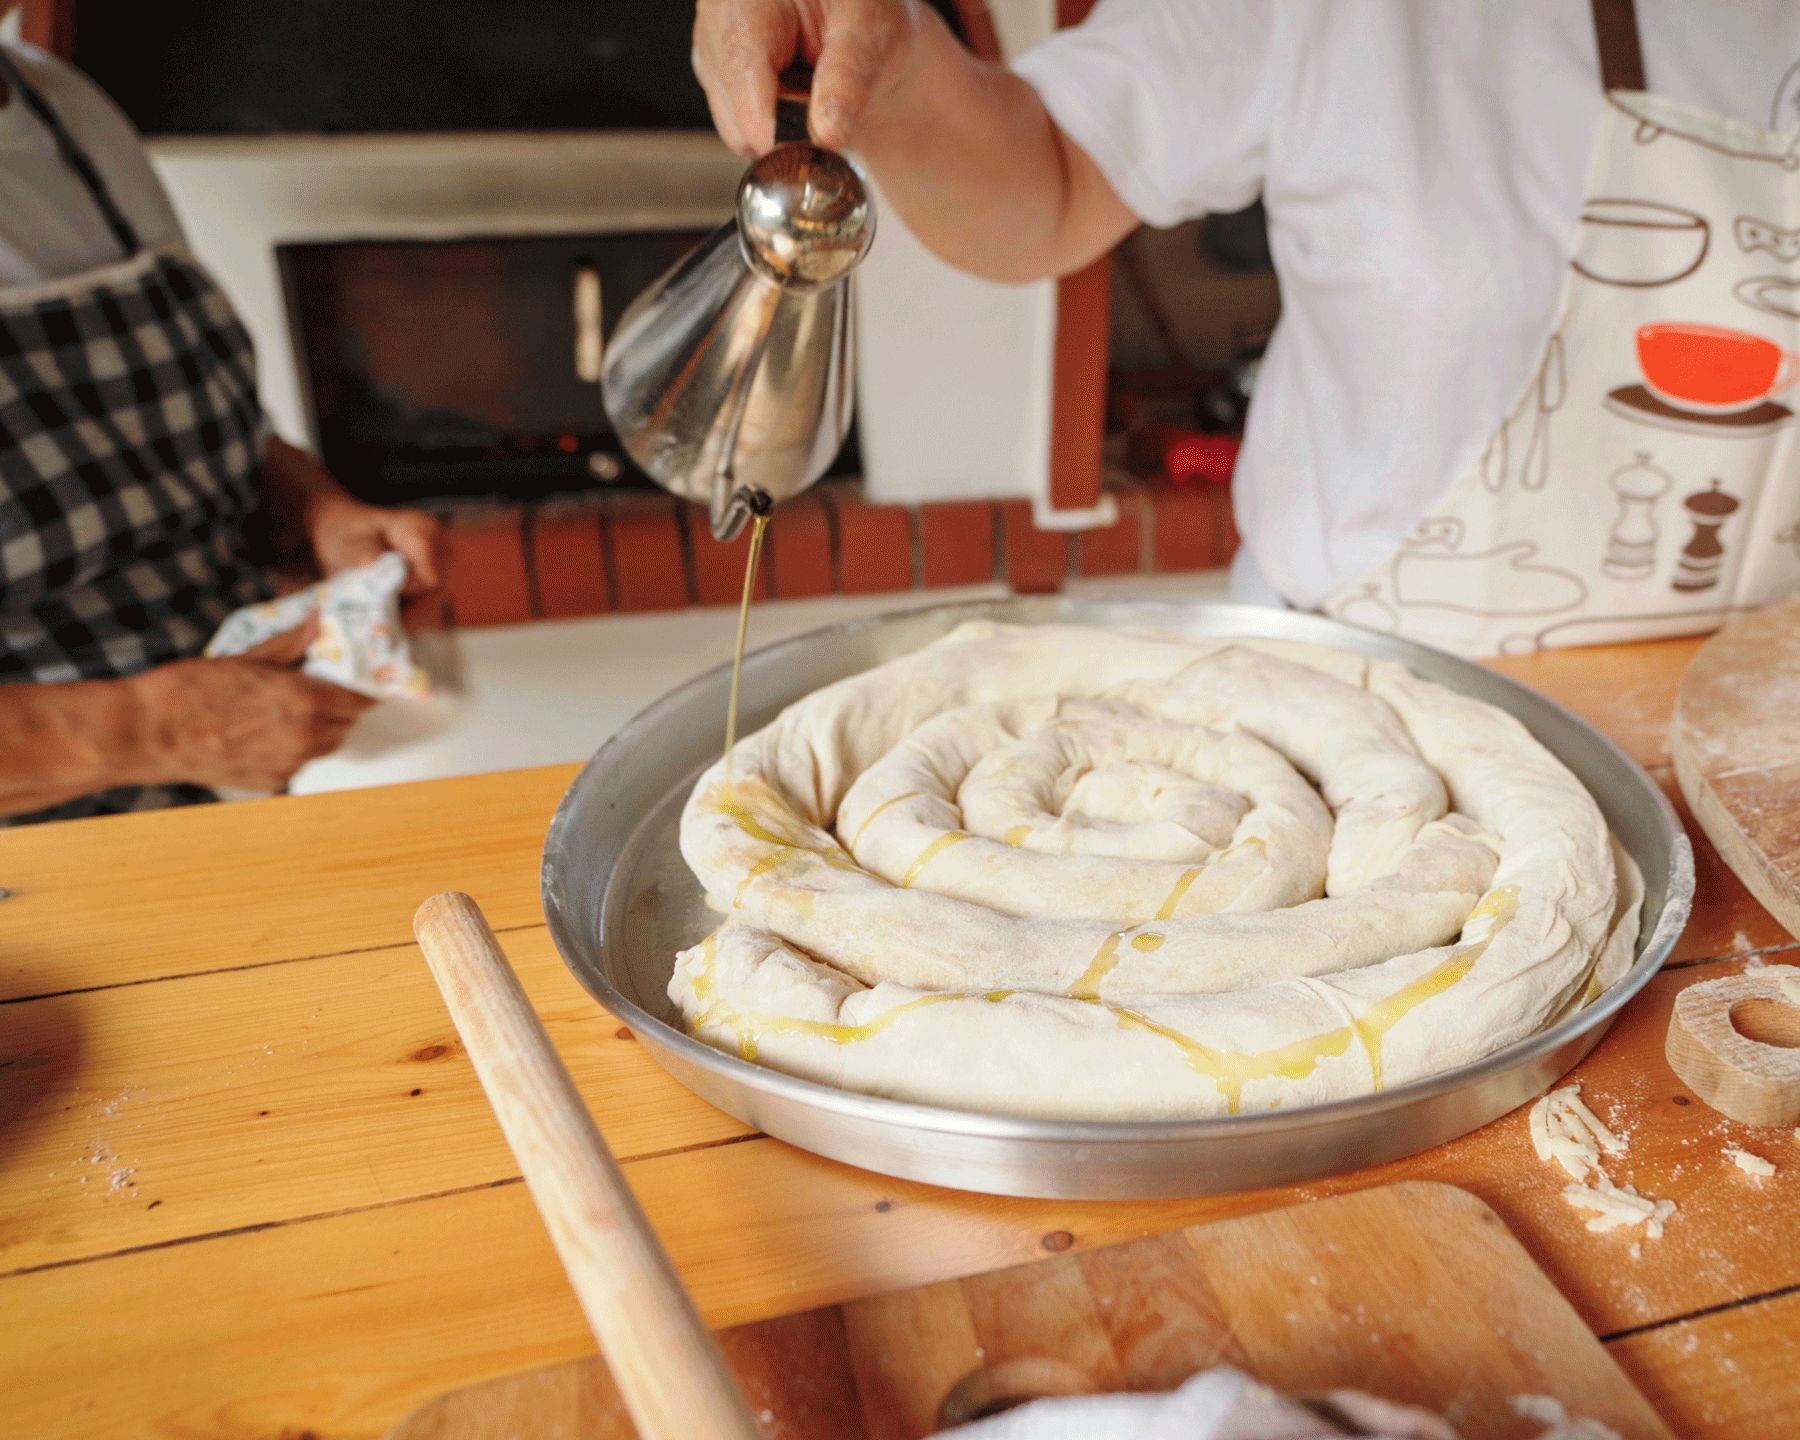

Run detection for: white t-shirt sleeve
[[1011, 0, 1292, 228]]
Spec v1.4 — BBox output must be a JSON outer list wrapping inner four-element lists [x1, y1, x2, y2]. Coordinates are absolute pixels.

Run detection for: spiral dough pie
[[671, 623, 1642, 1119]]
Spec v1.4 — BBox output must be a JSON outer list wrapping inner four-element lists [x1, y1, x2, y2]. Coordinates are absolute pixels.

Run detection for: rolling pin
[[413, 892, 762, 1440], [1665, 964, 1800, 1127]]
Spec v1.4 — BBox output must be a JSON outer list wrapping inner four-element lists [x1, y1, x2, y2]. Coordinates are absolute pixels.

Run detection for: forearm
[[260, 434, 350, 554], [0, 678, 156, 819], [855, 9, 1130, 282]]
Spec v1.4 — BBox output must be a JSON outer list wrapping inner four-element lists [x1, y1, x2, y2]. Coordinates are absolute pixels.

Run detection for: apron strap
[[0, 47, 142, 258], [1589, 0, 1647, 93]]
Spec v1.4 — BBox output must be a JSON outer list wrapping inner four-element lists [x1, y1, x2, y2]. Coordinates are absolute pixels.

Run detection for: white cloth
[[1227, 547, 1287, 610], [929, 1366, 1619, 1440], [206, 553, 429, 701], [929, 1367, 1461, 1440], [1014, 1, 1800, 607], [0, 41, 184, 285]]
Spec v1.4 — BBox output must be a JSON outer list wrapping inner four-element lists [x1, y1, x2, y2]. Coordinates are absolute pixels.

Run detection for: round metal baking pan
[[542, 598, 1693, 1199]]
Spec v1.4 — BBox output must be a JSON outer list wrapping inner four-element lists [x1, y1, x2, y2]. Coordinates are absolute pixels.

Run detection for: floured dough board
[[385, 1184, 1670, 1440], [1672, 594, 1800, 940]]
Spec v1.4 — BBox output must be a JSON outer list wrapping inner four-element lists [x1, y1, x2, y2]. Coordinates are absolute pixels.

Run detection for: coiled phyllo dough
[[672, 623, 1642, 1119]]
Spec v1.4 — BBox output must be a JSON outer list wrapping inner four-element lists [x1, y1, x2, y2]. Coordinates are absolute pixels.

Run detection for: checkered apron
[[0, 49, 272, 824]]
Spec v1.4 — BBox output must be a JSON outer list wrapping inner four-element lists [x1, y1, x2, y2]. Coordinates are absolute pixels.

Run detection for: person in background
[[693, 0, 1799, 657], [0, 26, 443, 824]]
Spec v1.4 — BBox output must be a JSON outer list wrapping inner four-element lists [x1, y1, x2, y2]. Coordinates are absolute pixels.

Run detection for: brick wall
[[438, 479, 1236, 628]]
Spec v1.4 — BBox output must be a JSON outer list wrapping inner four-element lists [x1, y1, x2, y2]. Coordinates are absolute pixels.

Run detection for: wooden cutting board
[[385, 1182, 1670, 1440], [1672, 594, 1800, 939]]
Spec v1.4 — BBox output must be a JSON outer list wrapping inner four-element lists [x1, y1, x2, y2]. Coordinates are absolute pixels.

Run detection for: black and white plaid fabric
[[1, 51, 272, 824]]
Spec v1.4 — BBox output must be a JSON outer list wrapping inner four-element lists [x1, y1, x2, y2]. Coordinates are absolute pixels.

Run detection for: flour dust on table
[[670, 624, 1643, 1120]]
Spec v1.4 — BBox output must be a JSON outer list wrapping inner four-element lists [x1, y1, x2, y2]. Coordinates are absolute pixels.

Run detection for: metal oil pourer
[[601, 66, 876, 541]]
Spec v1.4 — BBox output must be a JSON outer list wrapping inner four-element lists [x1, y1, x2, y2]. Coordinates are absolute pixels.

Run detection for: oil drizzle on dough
[[689, 935, 961, 1061], [689, 884, 1517, 1115], [1112, 1005, 1357, 1116], [847, 791, 920, 851], [1112, 884, 1519, 1112], [1152, 837, 1268, 920], [1352, 884, 1519, 1090], [713, 776, 861, 907], [900, 831, 972, 887], [1155, 868, 1203, 921], [733, 993, 962, 1060], [1071, 932, 1125, 1001]]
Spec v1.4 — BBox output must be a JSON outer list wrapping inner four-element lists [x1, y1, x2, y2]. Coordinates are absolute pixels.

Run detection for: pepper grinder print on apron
[[0, 49, 272, 823], [1325, 0, 1800, 657]]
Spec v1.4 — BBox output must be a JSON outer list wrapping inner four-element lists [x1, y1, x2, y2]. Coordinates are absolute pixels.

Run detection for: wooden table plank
[[0, 930, 747, 1275], [5, 953, 1797, 1440], [1486, 636, 1695, 772], [1609, 1291, 1800, 1440], [0, 764, 574, 1003]]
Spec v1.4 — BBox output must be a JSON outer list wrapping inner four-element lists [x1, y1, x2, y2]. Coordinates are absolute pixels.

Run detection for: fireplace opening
[[279, 232, 862, 507]]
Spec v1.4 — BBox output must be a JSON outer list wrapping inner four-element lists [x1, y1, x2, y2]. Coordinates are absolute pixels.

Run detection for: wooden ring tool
[[1665, 965, 1800, 1126]]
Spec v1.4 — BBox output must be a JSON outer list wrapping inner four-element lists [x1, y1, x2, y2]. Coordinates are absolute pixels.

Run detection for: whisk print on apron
[[0, 47, 272, 824], [1324, 0, 1800, 657]]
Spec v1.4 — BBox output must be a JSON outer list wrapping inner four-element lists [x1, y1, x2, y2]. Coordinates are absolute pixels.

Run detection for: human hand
[[307, 494, 445, 598], [128, 620, 376, 792], [693, 0, 924, 153]]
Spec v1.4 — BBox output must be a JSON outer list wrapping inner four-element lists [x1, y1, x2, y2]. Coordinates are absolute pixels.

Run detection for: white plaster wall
[[149, 131, 744, 445]]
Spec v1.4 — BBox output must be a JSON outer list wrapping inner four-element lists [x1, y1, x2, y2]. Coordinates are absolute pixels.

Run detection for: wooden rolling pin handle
[[412, 892, 762, 1440]]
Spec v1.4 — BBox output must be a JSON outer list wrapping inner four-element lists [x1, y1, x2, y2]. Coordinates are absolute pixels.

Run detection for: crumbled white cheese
[[1530, 1083, 1675, 1242], [1778, 970, 1800, 1005], [1563, 1174, 1677, 1237], [1511, 1393, 1625, 1440], [1726, 1145, 1777, 1178], [1530, 1084, 1625, 1182]]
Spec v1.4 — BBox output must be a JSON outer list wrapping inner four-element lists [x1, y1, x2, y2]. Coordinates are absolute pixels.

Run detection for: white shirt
[[1016, 1, 1800, 606], [0, 42, 184, 286]]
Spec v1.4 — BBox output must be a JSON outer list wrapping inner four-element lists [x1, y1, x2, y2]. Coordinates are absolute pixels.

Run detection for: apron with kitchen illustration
[[1324, 0, 1800, 657], [0, 48, 271, 824]]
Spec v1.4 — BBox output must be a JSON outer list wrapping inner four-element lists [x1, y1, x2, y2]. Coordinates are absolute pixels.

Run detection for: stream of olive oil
[[723, 513, 772, 771]]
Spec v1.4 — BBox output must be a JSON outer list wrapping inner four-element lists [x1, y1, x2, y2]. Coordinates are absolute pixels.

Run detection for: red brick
[[919, 501, 998, 588], [529, 506, 611, 620], [681, 505, 770, 609], [1149, 485, 1230, 573], [829, 488, 914, 595], [1076, 489, 1146, 577], [765, 494, 835, 600], [606, 493, 691, 612], [1000, 499, 1069, 594], [444, 510, 532, 628]]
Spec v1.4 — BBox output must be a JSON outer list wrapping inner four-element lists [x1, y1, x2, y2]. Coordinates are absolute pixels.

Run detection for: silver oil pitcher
[[601, 66, 876, 541]]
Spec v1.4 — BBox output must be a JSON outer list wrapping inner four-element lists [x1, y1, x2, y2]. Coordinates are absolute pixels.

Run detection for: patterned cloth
[[207, 552, 427, 700], [0, 49, 271, 824]]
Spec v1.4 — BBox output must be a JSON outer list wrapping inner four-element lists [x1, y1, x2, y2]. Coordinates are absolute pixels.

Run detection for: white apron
[[1324, 0, 1800, 657]]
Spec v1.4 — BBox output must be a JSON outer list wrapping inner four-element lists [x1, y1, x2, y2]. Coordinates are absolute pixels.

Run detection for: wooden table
[[2, 636, 1797, 1439]]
